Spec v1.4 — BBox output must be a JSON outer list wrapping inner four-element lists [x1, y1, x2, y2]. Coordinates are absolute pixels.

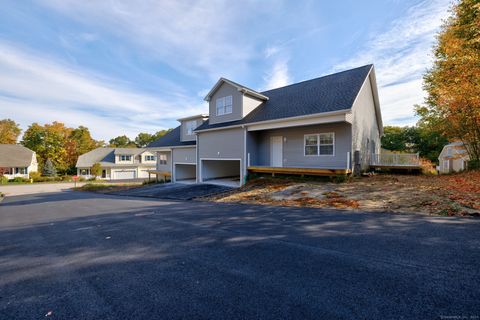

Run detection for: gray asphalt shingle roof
[[147, 126, 196, 148], [0, 144, 35, 167], [196, 64, 373, 131]]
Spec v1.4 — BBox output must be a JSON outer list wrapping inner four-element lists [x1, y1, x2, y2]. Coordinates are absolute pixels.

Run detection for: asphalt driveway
[[0, 191, 479, 319], [110, 182, 233, 200]]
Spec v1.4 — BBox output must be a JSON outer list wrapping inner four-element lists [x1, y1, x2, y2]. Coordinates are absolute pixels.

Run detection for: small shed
[[438, 142, 469, 173]]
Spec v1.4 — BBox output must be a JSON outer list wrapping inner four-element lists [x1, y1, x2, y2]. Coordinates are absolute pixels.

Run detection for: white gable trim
[[350, 65, 383, 135], [204, 78, 268, 102]]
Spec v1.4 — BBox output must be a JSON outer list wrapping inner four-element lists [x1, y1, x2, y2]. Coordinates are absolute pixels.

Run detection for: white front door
[[270, 136, 283, 167]]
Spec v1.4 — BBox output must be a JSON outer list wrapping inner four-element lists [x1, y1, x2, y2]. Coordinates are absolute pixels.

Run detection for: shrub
[[10, 177, 30, 183], [468, 160, 480, 170], [0, 176, 8, 184], [329, 175, 350, 183], [61, 175, 72, 182], [77, 176, 86, 182], [87, 177, 97, 181], [29, 172, 41, 181]]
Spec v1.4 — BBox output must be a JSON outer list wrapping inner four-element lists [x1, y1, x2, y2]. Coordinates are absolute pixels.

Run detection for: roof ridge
[[260, 64, 373, 94]]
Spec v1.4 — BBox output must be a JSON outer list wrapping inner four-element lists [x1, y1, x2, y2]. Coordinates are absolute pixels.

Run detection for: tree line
[[0, 119, 170, 175]]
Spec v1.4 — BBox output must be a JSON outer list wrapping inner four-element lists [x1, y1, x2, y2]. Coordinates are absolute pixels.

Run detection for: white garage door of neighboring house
[[114, 170, 136, 180]]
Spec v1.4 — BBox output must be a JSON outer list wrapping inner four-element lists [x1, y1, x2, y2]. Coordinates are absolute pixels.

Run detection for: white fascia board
[[171, 145, 196, 149], [148, 147, 172, 152], [195, 109, 351, 133], [177, 114, 208, 121], [247, 113, 351, 132]]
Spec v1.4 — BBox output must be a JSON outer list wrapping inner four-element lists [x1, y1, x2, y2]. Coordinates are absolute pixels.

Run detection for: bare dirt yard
[[206, 170, 480, 217]]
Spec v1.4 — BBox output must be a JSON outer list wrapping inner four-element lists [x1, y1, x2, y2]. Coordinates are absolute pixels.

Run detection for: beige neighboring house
[[438, 142, 470, 173], [0, 144, 38, 179], [76, 148, 156, 180]]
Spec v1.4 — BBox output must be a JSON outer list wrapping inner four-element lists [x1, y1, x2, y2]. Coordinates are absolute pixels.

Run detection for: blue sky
[[0, 0, 450, 141]]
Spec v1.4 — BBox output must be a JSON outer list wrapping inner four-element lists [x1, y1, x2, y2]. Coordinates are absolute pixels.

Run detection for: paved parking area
[[0, 191, 479, 319], [110, 182, 233, 200]]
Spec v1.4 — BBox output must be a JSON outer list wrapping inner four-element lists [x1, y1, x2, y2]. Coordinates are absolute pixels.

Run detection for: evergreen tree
[[42, 159, 57, 177]]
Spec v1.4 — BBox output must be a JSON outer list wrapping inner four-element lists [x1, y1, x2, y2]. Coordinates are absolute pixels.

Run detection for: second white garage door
[[114, 170, 136, 180]]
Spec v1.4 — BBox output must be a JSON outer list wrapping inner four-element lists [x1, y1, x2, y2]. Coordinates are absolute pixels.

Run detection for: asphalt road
[[0, 182, 87, 196], [0, 191, 479, 319]]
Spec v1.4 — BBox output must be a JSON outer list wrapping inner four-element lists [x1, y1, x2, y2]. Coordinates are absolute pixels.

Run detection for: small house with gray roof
[[0, 144, 38, 179], [76, 147, 156, 180], [148, 65, 383, 186]]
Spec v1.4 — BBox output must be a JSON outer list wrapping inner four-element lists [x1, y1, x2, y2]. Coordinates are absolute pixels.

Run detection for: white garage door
[[114, 170, 136, 179]]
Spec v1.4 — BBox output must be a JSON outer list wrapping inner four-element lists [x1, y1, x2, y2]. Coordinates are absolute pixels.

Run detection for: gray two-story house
[[148, 64, 382, 186]]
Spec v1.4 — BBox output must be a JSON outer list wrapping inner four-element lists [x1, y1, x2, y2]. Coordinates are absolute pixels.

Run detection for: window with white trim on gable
[[186, 120, 197, 135], [304, 133, 334, 156], [119, 155, 132, 161], [158, 154, 167, 165], [216, 95, 233, 115], [144, 155, 155, 161]]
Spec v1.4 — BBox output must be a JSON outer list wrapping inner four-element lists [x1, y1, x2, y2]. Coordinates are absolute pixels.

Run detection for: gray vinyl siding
[[351, 76, 380, 171], [180, 118, 204, 142], [156, 151, 171, 172], [208, 82, 243, 124], [172, 147, 196, 164], [250, 123, 352, 169], [198, 127, 245, 159], [197, 127, 245, 179]]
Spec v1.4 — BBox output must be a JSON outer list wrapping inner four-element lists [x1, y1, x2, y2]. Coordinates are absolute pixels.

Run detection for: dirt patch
[[205, 171, 480, 216]]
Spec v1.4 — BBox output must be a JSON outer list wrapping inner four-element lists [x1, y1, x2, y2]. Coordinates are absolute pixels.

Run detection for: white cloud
[[37, 0, 272, 80], [0, 42, 205, 140], [332, 0, 451, 126], [262, 58, 291, 91]]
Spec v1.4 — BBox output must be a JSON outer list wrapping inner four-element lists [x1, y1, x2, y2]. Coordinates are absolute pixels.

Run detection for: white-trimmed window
[[158, 154, 167, 165], [304, 133, 335, 156], [145, 155, 155, 161], [216, 95, 233, 116], [120, 155, 132, 161], [186, 120, 197, 135]]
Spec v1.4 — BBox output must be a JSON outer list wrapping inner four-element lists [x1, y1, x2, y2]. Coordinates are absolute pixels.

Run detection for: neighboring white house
[[0, 144, 38, 179], [76, 148, 156, 180], [438, 142, 470, 174]]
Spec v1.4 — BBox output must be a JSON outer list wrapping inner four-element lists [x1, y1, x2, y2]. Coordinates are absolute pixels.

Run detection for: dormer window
[[120, 155, 132, 161], [186, 120, 197, 135], [145, 155, 155, 161], [216, 95, 232, 116]]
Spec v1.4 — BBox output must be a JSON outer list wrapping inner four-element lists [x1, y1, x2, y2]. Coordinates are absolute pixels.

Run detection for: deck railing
[[370, 153, 420, 167]]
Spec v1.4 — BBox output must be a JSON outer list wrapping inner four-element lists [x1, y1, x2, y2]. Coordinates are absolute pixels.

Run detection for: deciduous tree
[[0, 119, 21, 144], [418, 0, 480, 164], [109, 135, 136, 148]]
